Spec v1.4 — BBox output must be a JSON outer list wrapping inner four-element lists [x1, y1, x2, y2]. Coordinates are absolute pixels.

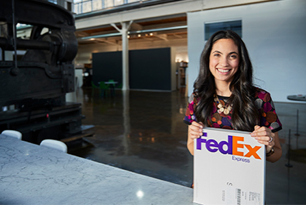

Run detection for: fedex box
[[194, 127, 265, 205]]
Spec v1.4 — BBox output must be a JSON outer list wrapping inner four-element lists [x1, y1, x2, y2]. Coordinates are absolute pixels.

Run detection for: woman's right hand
[[189, 121, 204, 139], [187, 121, 204, 155]]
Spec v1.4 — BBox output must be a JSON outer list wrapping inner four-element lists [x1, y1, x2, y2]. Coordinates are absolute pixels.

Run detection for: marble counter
[[0, 135, 196, 205]]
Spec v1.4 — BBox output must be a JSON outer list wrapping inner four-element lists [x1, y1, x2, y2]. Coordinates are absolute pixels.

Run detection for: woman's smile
[[216, 68, 231, 74]]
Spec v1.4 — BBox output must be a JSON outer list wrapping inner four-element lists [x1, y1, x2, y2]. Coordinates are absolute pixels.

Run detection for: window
[[92, 0, 103, 10], [48, 0, 57, 4], [104, 0, 114, 8], [114, 0, 124, 6], [73, 0, 143, 14], [204, 20, 242, 41], [82, 1, 92, 13]]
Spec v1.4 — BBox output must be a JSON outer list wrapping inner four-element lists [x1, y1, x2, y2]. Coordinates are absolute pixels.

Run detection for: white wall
[[75, 69, 83, 88], [187, 0, 306, 103]]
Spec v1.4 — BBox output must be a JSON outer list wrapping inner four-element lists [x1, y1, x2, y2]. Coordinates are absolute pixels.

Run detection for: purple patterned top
[[184, 89, 282, 132]]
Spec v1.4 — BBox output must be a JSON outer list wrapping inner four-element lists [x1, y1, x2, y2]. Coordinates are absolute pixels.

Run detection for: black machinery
[[0, 0, 88, 143]]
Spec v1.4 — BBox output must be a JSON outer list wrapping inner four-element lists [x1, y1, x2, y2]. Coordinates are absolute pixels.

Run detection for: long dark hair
[[194, 30, 259, 132]]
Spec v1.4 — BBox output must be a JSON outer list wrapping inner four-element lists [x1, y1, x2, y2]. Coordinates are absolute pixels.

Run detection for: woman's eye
[[230, 55, 237, 59], [214, 53, 221, 57]]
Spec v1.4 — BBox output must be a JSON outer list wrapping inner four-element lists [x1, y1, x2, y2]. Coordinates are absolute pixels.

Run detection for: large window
[[82, 0, 93, 12], [73, 0, 145, 14], [204, 20, 242, 41], [92, 0, 103, 10], [104, 0, 114, 8]]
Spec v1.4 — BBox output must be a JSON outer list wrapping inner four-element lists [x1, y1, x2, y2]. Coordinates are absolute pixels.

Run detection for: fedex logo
[[197, 132, 262, 160]]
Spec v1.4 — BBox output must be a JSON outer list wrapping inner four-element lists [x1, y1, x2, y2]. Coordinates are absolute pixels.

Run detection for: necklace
[[214, 94, 232, 115]]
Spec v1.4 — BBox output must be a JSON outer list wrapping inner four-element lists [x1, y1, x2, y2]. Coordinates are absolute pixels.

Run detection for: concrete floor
[[67, 88, 306, 205]]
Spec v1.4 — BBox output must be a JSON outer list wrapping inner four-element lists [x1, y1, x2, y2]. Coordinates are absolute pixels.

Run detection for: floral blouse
[[184, 89, 282, 132]]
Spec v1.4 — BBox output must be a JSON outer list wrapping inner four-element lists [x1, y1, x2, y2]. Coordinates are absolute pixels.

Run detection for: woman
[[184, 30, 282, 162]]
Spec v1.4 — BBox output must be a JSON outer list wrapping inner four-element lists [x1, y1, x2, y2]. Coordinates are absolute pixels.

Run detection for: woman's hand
[[189, 121, 204, 139], [251, 125, 275, 152], [251, 125, 282, 162], [187, 121, 204, 155]]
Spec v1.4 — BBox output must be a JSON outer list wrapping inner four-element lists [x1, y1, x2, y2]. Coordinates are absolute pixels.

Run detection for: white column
[[121, 22, 129, 90], [111, 21, 133, 91], [122, 90, 130, 154]]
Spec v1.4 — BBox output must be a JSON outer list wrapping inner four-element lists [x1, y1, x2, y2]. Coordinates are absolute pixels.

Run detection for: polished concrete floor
[[67, 88, 306, 205]]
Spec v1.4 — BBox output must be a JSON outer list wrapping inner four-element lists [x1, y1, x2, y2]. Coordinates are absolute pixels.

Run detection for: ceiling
[[76, 15, 187, 45]]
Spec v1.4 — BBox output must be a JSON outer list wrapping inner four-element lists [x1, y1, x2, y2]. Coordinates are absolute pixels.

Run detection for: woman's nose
[[219, 57, 229, 67]]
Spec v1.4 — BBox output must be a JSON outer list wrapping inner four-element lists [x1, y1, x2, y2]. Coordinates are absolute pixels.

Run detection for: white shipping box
[[194, 127, 266, 205]]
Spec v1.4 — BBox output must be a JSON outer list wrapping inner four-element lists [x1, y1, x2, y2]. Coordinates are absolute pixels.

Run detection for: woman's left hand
[[251, 125, 282, 162], [251, 125, 275, 152]]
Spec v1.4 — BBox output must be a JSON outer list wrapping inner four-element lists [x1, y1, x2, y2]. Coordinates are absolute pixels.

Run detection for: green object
[[99, 81, 110, 97], [108, 79, 115, 83], [99, 81, 109, 89]]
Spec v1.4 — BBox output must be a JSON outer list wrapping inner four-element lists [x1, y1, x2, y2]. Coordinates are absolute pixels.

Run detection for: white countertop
[[0, 134, 196, 205]]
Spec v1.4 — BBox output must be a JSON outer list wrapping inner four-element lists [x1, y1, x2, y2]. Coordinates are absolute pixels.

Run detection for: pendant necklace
[[214, 94, 232, 115]]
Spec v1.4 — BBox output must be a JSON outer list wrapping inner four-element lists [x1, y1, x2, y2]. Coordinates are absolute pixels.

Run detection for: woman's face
[[209, 38, 239, 84]]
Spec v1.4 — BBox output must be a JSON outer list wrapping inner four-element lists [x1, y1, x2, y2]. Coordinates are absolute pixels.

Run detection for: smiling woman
[[184, 30, 282, 163]]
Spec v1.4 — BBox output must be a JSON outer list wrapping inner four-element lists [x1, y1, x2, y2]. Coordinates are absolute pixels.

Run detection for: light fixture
[[150, 33, 153, 36], [138, 34, 141, 37]]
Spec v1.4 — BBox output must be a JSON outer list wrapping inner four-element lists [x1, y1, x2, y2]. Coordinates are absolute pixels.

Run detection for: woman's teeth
[[218, 69, 230, 73]]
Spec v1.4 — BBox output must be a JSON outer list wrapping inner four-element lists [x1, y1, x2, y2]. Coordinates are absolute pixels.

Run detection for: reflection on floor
[[67, 88, 306, 204]]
